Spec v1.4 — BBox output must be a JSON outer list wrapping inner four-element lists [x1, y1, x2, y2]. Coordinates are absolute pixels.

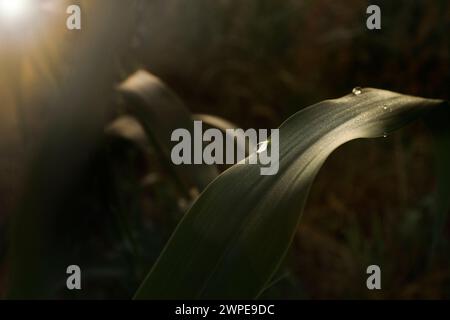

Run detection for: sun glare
[[0, 0, 30, 20]]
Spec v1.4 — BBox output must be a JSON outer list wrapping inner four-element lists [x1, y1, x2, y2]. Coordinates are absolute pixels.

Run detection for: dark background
[[0, 0, 449, 299]]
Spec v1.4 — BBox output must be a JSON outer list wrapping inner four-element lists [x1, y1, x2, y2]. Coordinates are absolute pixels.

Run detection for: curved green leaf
[[106, 116, 151, 154], [192, 114, 239, 132], [135, 88, 446, 299], [119, 71, 218, 195]]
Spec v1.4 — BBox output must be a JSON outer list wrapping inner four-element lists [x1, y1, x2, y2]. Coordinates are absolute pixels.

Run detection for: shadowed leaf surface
[[135, 88, 446, 299]]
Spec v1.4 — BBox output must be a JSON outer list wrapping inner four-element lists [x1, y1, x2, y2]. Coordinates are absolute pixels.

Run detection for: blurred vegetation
[[0, 0, 449, 299]]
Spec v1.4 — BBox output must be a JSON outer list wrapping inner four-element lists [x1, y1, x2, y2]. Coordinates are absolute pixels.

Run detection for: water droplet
[[256, 141, 269, 153], [382, 104, 391, 112], [352, 87, 362, 95], [383, 132, 388, 138]]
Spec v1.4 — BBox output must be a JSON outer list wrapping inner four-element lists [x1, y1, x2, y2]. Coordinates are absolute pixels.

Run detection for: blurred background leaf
[[118, 70, 219, 196]]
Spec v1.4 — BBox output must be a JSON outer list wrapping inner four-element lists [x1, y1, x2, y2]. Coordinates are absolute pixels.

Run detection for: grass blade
[[135, 88, 446, 299]]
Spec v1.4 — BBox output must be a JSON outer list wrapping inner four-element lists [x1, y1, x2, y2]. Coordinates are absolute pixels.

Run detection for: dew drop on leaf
[[382, 104, 391, 112], [352, 87, 362, 95]]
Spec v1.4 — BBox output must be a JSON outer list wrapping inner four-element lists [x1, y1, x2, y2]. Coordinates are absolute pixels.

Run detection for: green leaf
[[192, 114, 240, 133], [105, 116, 151, 155], [119, 71, 218, 195], [134, 88, 446, 299]]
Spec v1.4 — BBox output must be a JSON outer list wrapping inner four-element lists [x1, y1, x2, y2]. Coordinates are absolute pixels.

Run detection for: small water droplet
[[256, 141, 269, 153], [382, 104, 391, 112], [383, 132, 388, 138], [352, 87, 362, 95]]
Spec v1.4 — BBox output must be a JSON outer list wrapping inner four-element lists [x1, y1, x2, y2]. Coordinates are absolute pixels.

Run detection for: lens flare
[[0, 0, 29, 20]]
